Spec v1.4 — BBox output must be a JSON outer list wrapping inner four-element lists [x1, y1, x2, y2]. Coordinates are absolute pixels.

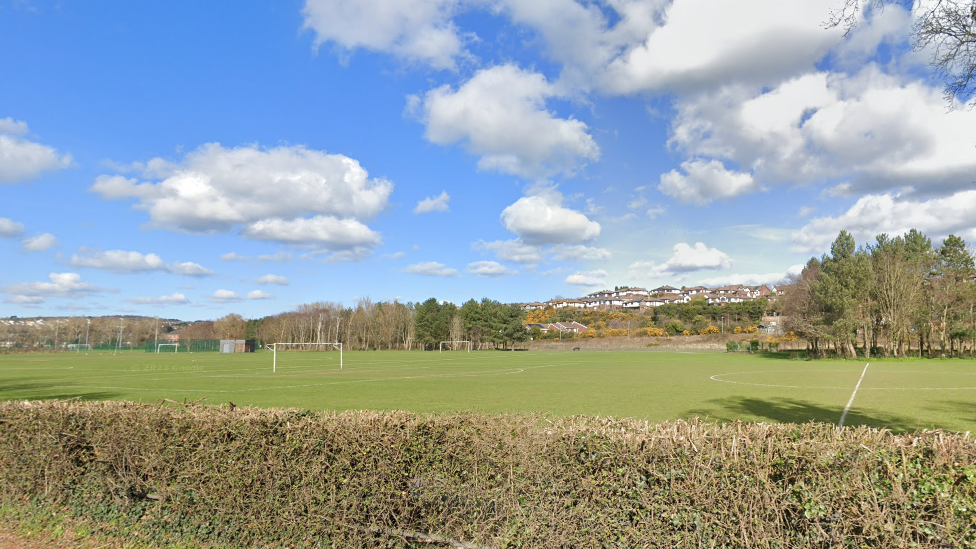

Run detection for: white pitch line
[[838, 363, 870, 428]]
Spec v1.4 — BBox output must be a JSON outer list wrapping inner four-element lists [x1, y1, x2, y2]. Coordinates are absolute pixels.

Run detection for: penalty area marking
[[838, 363, 869, 428]]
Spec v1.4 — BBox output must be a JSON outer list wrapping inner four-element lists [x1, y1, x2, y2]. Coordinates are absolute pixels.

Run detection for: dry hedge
[[1, 401, 975, 548]]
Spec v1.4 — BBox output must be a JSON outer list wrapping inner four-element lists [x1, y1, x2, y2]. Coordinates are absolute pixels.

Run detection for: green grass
[[1, 349, 975, 432]]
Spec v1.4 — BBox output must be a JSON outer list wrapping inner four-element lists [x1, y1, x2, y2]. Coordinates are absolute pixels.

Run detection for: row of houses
[[524, 321, 589, 335], [521, 284, 778, 312]]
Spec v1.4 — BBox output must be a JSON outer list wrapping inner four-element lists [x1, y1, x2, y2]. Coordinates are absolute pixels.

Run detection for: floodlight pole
[[154, 316, 159, 352], [115, 317, 123, 355], [54, 320, 59, 352], [85, 318, 90, 348]]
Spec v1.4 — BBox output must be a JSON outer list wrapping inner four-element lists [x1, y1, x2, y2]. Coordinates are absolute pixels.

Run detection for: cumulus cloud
[[90, 143, 391, 256], [125, 293, 190, 305], [631, 242, 733, 278], [548, 244, 611, 262], [21, 233, 58, 252], [565, 269, 608, 286], [466, 260, 518, 278], [601, 0, 843, 94], [5, 295, 44, 306], [0, 118, 72, 184], [241, 216, 381, 251], [302, 0, 466, 69], [668, 67, 976, 198], [3, 273, 108, 299], [69, 249, 215, 276], [416, 64, 600, 179], [221, 251, 292, 263], [472, 239, 543, 264], [699, 265, 803, 287], [500, 194, 600, 245], [247, 290, 275, 300], [791, 190, 976, 254], [168, 262, 216, 277], [256, 274, 290, 285], [0, 218, 25, 238], [210, 289, 243, 303], [658, 159, 761, 205], [404, 261, 459, 277], [414, 190, 450, 214]]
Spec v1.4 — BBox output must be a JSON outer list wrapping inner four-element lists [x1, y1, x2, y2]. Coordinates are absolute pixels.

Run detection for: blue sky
[[2, 0, 975, 320]]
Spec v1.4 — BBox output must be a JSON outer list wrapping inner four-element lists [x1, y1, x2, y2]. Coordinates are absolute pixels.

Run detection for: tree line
[[782, 230, 976, 358], [251, 297, 527, 351]]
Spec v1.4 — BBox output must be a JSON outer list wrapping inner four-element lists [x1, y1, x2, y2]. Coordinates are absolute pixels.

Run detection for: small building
[[219, 339, 256, 353]]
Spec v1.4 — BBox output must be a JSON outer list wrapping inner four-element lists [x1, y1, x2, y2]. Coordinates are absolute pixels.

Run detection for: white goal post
[[156, 343, 179, 354], [439, 340, 472, 353], [268, 342, 343, 372]]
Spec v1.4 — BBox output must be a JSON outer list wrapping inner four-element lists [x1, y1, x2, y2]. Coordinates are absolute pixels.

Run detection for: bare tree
[[829, 0, 976, 105]]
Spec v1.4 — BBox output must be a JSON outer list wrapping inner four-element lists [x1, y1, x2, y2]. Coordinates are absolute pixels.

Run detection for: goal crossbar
[[156, 343, 179, 354], [439, 340, 472, 353], [269, 342, 343, 372]]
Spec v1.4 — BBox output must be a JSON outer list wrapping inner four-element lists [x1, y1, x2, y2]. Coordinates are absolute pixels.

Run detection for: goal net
[[439, 340, 472, 353], [268, 342, 343, 372], [156, 343, 180, 354], [67, 343, 92, 352]]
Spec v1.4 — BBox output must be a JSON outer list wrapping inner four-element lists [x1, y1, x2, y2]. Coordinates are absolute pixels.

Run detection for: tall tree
[[815, 231, 872, 357], [932, 234, 976, 355], [829, 0, 976, 105]]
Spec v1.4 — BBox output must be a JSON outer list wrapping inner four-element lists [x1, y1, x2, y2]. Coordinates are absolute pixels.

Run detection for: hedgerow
[[1, 401, 976, 548]]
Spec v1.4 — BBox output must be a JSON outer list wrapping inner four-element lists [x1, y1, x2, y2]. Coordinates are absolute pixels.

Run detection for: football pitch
[[2, 349, 975, 433]]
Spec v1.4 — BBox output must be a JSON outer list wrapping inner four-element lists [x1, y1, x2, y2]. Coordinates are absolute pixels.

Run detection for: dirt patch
[[0, 528, 131, 549]]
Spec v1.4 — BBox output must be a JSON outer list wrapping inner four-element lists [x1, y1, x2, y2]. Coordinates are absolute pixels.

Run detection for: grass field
[[2, 349, 975, 433]]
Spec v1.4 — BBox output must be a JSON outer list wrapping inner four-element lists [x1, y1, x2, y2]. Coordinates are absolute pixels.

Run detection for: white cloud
[[549, 244, 611, 262], [210, 289, 243, 303], [221, 251, 292, 263], [302, 0, 466, 70], [69, 249, 214, 276], [791, 190, 976, 254], [3, 273, 107, 299], [405, 261, 459, 277], [168, 262, 216, 277], [658, 159, 761, 205], [646, 206, 665, 219], [668, 67, 976, 198], [0, 118, 72, 184], [414, 190, 450, 214], [5, 295, 44, 306], [241, 216, 381, 252], [601, 0, 843, 94], [699, 265, 803, 287], [473, 239, 543, 264], [126, 293, 190, 305], [256, 274, 290, 285], [466, 260, 518, 278], [21, 233, 58, 252], [91, 144, 392, 250], [247, 290, 275, 300], [500, 194, 600, 245], [565, 269, 607, 286], [418, 64, 600, 179], [631, 242, 733, 278], [0, 118, 28, 135], [0, 217, 25, 238]]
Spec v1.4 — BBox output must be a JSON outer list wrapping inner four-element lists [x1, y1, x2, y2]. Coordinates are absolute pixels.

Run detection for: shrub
[[2, 402, 976, 548]]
